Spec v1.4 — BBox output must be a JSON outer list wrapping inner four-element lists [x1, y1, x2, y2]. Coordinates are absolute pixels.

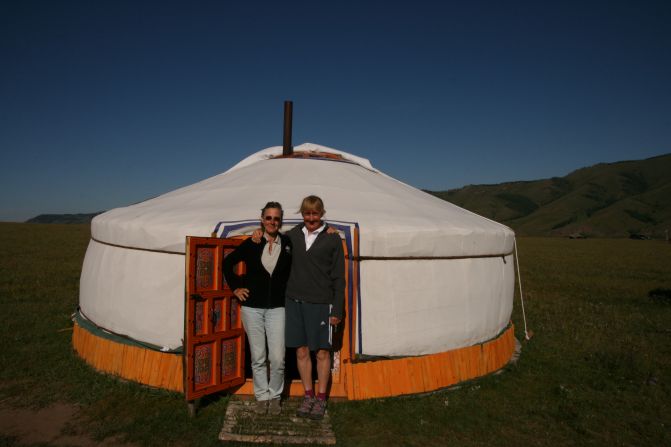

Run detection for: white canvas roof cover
[[80, 143, 515, 356], [91, 143, 514, 256]]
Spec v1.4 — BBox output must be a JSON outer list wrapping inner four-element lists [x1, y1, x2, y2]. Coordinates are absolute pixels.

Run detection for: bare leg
[[296, 346, 313, 392], [316, 349, 331, 394]]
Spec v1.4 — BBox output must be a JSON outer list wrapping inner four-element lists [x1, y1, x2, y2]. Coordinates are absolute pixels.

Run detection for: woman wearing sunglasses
[[223, 201, 292, 415]]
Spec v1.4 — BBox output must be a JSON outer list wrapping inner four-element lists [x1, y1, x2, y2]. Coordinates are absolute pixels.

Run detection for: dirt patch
[[0, 402, 135, 446]]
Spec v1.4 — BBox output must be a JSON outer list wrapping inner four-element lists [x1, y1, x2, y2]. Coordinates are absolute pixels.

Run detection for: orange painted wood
[[148, 351, 161, 385], [72, 322, 184, 392], [73, 321, 515, 399], [386, 359, 408, 398], [345, 324, 516, 400], [344, 361, 355, 398]]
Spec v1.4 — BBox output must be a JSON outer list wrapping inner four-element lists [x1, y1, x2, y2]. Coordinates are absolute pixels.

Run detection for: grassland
[[1, 222, 670, 446]]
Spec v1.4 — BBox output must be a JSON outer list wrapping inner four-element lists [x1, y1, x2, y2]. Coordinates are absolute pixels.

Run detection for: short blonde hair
[[299, 195, 325, 215]]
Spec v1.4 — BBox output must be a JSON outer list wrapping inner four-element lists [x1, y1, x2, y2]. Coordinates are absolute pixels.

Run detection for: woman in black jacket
[[222, 202, 291, 415]]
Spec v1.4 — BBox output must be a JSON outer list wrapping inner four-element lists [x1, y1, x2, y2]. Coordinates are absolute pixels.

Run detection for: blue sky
[[1, 0, 669, 222]]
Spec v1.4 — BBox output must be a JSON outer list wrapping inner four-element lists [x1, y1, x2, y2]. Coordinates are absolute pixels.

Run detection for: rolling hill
[[26, 212, 103, 224], [429, 153, 671, 238]]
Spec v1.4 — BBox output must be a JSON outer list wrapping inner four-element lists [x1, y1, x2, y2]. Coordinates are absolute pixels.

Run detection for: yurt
[[74, 142, 517, 401]]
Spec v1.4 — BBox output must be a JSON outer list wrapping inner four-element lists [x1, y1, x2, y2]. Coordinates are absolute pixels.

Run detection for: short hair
[[299, 195, 325, 215], [261, 201, 283, 218]]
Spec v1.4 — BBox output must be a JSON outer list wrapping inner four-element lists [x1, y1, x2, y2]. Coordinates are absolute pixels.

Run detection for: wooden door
[[184, 237, 246, 401]]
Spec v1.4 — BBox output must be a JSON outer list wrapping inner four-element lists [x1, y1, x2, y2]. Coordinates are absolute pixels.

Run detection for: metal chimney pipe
[[283, 101, 293, 156]]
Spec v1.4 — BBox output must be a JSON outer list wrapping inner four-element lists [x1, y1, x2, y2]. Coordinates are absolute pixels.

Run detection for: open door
[[184, 236, 246, 402]]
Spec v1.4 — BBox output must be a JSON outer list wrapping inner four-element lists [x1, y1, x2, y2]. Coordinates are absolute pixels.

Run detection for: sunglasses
[[263, 216, 281, 222]]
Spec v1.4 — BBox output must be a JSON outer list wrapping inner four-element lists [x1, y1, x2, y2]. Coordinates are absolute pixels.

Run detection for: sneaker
[[308, 398, 327, 420], [296, 396, 315, 418], [268, 398, 282, 416], [252, 399, 268, 415]]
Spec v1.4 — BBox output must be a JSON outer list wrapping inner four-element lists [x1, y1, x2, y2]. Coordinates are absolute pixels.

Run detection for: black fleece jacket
[[222, 235, 292, 309]]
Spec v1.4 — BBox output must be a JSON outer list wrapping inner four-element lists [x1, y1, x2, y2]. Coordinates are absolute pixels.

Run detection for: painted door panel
[[184, 237, 245, 400]]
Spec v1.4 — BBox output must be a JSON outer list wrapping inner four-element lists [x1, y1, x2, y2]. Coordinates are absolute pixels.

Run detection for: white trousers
[[240, 306, 285, 401]]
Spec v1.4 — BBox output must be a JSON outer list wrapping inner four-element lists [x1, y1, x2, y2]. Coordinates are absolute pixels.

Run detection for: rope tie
[[514, 237, 532, 340]]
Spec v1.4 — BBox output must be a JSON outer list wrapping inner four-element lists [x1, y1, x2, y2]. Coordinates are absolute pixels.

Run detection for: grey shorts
[[285, 298, 333, 351]]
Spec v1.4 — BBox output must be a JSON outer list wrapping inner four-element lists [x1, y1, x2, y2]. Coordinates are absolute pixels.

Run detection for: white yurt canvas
[[79, 142, 515, 365]]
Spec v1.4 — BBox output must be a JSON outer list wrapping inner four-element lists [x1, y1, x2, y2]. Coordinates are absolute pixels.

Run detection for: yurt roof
[[92, 143, 514, 257]]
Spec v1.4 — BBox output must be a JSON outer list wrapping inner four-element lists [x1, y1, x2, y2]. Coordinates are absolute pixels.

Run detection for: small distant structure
[[568, 232, 587, 239], [629, 233, 651, 240]]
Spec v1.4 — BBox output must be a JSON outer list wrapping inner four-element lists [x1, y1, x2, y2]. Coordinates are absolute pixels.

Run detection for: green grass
[[1, 223, 670, 446]]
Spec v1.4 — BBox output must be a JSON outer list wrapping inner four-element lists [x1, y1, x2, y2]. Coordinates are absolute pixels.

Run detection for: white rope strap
[[514, 237, 532, 340]]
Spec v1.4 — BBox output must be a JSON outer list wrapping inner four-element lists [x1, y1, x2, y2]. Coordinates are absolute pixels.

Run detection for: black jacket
[[285, 224, 345, 319], [222, 235, 292, 309]]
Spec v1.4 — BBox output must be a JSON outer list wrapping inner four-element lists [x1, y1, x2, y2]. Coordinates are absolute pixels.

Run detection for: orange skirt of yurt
[[72, 322, 516, 399]]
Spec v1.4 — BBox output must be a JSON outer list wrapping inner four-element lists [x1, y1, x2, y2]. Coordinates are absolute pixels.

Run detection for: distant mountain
[[26, 212, 103, 224], [429, 153, 671, 238]]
